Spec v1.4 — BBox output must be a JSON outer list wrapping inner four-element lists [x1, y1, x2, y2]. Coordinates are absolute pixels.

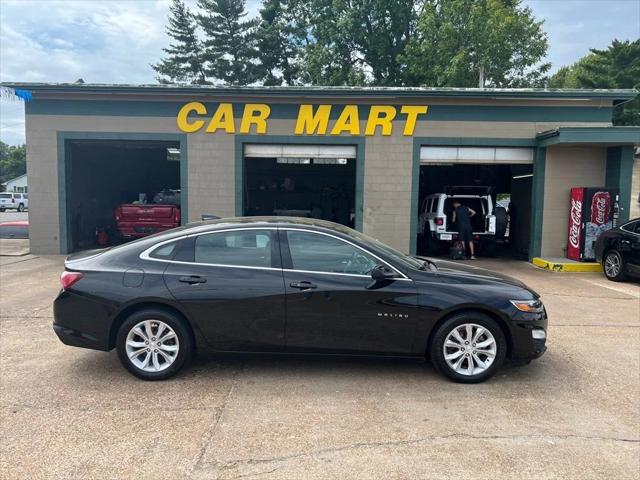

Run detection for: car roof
[[184, 216, 346, 231]]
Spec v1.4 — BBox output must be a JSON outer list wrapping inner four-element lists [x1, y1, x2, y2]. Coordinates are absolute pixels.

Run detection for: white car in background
[[0, 192, 29, 212], [418, 186, 503, 254]]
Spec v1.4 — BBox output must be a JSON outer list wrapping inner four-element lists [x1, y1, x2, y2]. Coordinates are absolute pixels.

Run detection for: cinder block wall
[[541, 146, 607, 258]]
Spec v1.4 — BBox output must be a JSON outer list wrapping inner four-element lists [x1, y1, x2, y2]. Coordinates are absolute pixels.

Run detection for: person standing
[[452, 201, 477, 259]]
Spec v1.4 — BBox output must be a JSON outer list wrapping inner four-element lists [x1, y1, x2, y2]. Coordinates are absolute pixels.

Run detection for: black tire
[[0, 208, 5, 212], [494, 207, 508, 239], [429, 312, 507, 383], [17, 203, 24, 212], [116, 308, 194, 380], [603, 249, 627, 282]]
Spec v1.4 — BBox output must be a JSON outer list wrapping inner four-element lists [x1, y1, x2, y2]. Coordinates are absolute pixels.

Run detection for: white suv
[[0, 192, 29, 212], [418, 186, 498, 253]]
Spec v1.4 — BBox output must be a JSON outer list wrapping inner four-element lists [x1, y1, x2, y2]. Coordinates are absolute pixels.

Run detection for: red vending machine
[[567, 188, 619, 261]]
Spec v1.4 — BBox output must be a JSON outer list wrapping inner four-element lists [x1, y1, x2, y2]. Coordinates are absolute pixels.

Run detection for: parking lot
[[1, 254, 638, 479]]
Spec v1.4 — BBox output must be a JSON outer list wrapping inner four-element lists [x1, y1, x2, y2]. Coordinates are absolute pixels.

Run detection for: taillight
[[435, 217, 444, 226], [60, 271, 83, 290], [175, 209, 181, 224]]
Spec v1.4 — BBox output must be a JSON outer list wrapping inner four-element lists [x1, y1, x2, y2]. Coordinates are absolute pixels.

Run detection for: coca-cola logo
[[590, 192, 611, 226], [569, 199, 582, 248]]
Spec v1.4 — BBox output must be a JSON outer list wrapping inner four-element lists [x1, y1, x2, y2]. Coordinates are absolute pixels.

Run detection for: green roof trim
[[536, 127, 640, 146], [2, 82, 637, 103]]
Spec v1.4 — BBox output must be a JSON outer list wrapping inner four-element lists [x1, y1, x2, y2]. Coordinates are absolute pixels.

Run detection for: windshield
[[328, 223, 426, 271]]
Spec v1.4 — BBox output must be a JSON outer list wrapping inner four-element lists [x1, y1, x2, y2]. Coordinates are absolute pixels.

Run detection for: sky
[[1, 0, 639, 145]]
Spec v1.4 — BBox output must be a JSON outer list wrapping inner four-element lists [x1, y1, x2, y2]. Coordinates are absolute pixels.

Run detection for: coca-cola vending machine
[[567, 187, 619, 261]]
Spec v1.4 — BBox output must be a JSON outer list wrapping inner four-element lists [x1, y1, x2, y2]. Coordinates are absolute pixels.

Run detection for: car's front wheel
[[116, 308, 193, 380], [603, 249, 626, 282], [430, 312, 506, 383]]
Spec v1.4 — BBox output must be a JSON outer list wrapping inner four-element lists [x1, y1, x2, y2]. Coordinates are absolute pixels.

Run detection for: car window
[[628, 221, 640, 234], [150, 241, 179, 260], [0, 194, 10, 199], [194, 230, 272, 268], [14, 194, 21, 199], [23, 194, 28, 199], [286, 230, 378, 275]]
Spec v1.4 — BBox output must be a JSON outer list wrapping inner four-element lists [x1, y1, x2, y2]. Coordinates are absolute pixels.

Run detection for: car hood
[[417, 257, 538, 296]]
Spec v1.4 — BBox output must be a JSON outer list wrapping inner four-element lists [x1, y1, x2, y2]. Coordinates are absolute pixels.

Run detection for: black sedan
[[53, 217, 547, 383], [595, 218, 640, 282]]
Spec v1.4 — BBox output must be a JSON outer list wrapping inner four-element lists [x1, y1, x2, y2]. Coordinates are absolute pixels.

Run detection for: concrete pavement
[[1, 256, 638, 479]]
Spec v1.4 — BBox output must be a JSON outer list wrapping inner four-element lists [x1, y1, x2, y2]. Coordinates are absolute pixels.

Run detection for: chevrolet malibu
[[53, 217, 547, 383]]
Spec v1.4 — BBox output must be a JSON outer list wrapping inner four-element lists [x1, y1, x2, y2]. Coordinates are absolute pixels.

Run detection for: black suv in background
[[595, 218, 640, 281]]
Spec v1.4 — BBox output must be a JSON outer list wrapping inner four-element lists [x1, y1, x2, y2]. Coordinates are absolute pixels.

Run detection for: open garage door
[[417, 146, 533, 259], [67, 140, 181, 251], [243, 144, 357, 227]]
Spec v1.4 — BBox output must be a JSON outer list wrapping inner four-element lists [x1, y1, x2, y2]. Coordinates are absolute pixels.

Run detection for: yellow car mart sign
[[177, 102, 428, 136]]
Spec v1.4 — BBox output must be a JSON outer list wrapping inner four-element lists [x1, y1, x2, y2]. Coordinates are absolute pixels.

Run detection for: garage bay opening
[[66, 140, 181, 251], [417, 146, 534, 259], [243, 144, 357, 228]]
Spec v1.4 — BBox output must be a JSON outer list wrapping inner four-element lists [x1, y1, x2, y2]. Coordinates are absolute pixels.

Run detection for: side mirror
[[371, 265, 399, 281]]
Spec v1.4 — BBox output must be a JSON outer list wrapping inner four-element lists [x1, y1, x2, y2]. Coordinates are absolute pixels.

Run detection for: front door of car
[[280, 229, 418, 355], [163, 229, 286, 352]]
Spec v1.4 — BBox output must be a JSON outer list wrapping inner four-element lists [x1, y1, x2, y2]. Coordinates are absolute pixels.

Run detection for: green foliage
[[401, 0, 550, 87], [255, 0, 305, 85], [551, 39, 640, 125], [152, 0, 207, 84], [154, 0, 552, 88], [197, 0, 259, 85], [301, 0, 417, 86], [0, 142, 26, 189]]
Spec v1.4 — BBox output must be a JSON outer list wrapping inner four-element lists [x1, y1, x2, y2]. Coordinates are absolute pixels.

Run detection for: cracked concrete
[[1, 256, 638, 479]]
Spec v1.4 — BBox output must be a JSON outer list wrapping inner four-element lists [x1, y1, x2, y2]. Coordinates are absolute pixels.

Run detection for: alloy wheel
[[604, 252, 621, 278], [125, 319, 179, 372], [443, 323, 497, 376]]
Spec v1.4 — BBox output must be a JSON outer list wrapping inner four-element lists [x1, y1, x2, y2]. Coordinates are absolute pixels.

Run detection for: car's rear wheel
[[430, 312, 506, 383], [17, 203, 24, 212], [116, 308, 193, 380], [603, 249, 626, 282]]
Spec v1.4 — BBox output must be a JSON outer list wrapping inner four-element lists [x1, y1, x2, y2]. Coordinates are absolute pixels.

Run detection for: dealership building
[[7, 83, 640, 260]]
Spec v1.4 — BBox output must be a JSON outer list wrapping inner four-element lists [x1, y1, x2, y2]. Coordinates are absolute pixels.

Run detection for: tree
[[254, 0, 305, 85], [400, 0, 550, 88], [152, 0, 208, 84], [0, 142, 26, 189], [550, 39, 640, 125], [300, 0, 417, 86], [197, 0, 258, 85]]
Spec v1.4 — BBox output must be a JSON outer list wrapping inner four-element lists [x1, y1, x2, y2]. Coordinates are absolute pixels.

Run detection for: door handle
[[290, 281, 317, 290], [179, 275, 207, 284]]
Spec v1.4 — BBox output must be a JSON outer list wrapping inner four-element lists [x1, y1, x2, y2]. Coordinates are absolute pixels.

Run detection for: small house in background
[[2, 173, 28, 193]]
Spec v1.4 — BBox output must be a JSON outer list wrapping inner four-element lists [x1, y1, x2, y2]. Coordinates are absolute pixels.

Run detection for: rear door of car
[[162, 228, 287, 352]]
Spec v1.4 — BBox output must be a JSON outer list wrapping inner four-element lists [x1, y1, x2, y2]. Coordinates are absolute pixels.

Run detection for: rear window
[[149, 241, 179, 259], [0, 194, 11, 198], [194, 230, 272, 268]]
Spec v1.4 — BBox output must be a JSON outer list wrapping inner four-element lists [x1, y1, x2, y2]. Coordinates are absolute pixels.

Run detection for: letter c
[[177, 102, 207, 133]]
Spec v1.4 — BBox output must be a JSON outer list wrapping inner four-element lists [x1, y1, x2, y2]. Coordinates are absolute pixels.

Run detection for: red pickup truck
[[114, 204, 181, 239]]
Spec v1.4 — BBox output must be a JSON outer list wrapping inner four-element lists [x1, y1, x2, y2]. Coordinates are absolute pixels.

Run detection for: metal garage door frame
[[235, 135, 365, 231], [57, 131, 188, 254], [410, 137, 541, 257]]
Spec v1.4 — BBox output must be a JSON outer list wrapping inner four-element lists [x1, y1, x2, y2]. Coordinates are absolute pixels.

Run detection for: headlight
[[510, 299, 544, 313]]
